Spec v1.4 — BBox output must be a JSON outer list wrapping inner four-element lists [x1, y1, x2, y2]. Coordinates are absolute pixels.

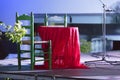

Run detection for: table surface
[[36, 26, 87, 69]]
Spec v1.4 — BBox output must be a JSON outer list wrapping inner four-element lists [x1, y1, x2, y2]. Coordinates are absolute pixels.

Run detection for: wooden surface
[[1, 68, 120, 80]]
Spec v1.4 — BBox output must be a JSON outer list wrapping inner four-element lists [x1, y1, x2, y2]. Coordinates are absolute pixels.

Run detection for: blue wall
[[0, 0, 103, 25], [0, 0, 118, 25]]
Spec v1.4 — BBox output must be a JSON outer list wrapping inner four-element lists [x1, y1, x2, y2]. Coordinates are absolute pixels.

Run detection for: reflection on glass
[[48, 15, 64, 26]]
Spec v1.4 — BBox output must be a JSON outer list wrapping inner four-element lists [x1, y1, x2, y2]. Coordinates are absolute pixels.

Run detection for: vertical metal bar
[[102, 4, 107, 60]]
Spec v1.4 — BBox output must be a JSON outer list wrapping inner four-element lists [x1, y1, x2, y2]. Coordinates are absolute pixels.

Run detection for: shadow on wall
[[0, 32, 17, 59]]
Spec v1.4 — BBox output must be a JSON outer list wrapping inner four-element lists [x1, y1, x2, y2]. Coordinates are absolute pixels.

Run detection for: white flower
[[6, 25, 12, 31]]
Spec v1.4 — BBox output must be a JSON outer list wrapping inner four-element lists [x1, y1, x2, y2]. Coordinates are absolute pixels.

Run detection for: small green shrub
[[5, 21, 26, 44], [80, 39, 91, 53]]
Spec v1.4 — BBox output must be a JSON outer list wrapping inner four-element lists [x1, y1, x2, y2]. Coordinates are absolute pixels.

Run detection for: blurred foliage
[[80, 39, 91, 53], [5, 21, 26, 44], [110, 1, 120, 24]]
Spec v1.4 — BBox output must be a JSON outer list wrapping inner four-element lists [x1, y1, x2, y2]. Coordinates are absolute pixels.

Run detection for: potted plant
[[0, 21, 26, 59]]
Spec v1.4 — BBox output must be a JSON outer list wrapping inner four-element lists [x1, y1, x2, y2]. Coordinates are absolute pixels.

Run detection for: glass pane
[[47, 14, 64, 26]]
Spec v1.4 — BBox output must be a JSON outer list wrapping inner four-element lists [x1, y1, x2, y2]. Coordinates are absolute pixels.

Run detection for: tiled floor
[[0, 51, 120, 71], [1, 51, 120, 80]]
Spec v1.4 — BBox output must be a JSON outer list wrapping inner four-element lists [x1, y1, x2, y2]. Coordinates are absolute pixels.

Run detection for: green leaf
[[5, 22, 26, 44]]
